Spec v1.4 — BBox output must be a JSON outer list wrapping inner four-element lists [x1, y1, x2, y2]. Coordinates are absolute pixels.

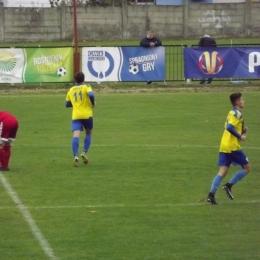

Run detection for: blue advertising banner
[[82, 47, 165, 82], [156, 0, 183, 5], [184, 47, 260, 79], [190, 0, 245, 3]]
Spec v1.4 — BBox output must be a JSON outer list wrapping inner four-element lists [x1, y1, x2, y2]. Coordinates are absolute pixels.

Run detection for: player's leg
[[207, 166, 229, 204], [0, 141, 7, 170], [4, 121, 19, 170], [72, 130, 80, 167], [0, 120, 15, 171], [222, 151, 249, 199], [81, 118, 93, 164], [71, 120, 82, 167], [4, 142, 11, 170], [207, 152, 231, 205]]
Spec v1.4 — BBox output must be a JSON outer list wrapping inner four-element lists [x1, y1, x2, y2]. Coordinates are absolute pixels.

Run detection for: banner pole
[[73, 0, 80, 82], [230, 39, 233, 82]]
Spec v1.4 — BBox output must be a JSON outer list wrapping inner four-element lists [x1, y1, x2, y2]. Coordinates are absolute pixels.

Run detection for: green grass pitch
[[0, 90, 259, 260]]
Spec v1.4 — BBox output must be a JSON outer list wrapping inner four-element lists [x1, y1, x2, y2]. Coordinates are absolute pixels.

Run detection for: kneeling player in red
[[0, 111, 19, 171]]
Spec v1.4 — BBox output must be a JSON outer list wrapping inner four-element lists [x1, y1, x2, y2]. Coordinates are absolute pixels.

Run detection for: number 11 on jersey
[[73, 90, 83, 102]]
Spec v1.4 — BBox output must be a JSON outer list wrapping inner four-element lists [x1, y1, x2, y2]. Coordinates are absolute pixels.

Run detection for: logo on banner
[[87, 50, 114, 79], [129, 63, 139, 75], [248, 52, 260, 73], [0, 50, 16, 73], [199, 51, 223, 74], [129, 54, 158, 74]]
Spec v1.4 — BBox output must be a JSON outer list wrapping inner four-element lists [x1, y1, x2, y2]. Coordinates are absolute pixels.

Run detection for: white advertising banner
[[0, 49, 25, 83], [82, 47, 123, 82]]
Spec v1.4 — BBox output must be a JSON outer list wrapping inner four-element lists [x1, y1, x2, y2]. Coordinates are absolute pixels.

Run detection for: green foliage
[[0, 91, 259, 259]]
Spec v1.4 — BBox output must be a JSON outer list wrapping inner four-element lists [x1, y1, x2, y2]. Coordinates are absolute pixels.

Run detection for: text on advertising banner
[[184, 47, 260, 79], [82, 47, 165, 82], [0, 48, 73, 83]]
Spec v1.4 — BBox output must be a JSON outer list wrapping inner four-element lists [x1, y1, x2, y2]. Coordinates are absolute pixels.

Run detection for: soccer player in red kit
[[0, 111, 19, 171]]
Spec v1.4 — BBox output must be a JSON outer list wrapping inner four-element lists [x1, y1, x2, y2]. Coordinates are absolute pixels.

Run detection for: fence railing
[[165, 45, 186, 82]]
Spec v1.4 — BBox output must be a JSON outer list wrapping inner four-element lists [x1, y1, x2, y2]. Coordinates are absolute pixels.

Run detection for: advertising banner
[[24, 48, 73, 82], [190, 0, 245, 3], [0, 48, 73, 83], [184, 47, 260, 78], [156, 0, 183, 5], [82, 47, 165, 82], [0, 49, 25, 83]]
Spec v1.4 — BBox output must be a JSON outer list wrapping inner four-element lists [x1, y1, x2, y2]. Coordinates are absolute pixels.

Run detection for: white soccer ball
[[50, 0, 61, 7], [57, 67, 66, 77], [129, 63, 139, 75]]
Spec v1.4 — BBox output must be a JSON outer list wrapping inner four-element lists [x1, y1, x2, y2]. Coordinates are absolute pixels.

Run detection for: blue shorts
[[72, 117, 93, 132], [218, 150, 249, 167]]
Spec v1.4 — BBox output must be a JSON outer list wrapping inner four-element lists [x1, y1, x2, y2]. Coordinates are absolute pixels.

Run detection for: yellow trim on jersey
[[219, 109, 243, 153], [66, 84, 93, 120]]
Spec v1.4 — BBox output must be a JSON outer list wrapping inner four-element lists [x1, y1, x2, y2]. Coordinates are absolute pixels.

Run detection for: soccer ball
[[49, 0, 61, 7], [57, 67, 66, 77], [129, 63, 139, 75]]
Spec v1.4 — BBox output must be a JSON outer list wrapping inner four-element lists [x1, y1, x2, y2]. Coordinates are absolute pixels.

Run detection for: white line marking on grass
[[17, 143, 260, 150], [0, 172, 58, 260], [0, 200, 259, 210]]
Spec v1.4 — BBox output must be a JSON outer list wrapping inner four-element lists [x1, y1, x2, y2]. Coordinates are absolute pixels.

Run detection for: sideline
[[0, 200, 259, 210], [0, 85, 260, 95], [0, 172, 59, 260], [16, 143, 260, 150]]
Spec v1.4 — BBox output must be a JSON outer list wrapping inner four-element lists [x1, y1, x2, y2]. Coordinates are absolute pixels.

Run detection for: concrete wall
[[0, 2, 260, 42], [3, 7, 61, 41]]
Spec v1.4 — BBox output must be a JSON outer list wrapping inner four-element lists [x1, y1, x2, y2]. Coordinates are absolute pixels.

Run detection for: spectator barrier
[[0, 47, 73, 83], [0, 45, 259, 83], [185, 47, 260, 79]]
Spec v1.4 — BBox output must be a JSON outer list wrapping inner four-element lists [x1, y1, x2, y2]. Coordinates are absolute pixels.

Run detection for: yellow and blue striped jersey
[[66, 84, 94, 120], [219, 108, 243, 153]]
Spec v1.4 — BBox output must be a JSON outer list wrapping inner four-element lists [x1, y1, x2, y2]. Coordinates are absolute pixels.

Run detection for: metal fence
[[0, 44, 258, 83], [165, 45, 186, 82]]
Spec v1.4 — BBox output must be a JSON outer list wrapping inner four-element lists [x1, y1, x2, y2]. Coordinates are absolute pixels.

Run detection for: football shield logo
[[199, 51, 223, 74]]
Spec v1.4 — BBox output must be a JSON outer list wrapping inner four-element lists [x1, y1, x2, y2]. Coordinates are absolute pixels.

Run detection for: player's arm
[[226, 113, 246, 140], [242, 122, 248, 133], [226, 124, 241, 139], [85, 85, 95, 107], [65, 92, 72, 107], [88, 91, 95, 107], [242, 127, 248, 133], [65, 101, 72, 107]]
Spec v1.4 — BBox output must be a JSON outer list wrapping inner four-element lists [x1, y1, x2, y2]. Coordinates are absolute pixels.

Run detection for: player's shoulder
[[82, 84, 93, 92], [83, 83, 92, 89], [229, 108, 242, 119], [68, 85, 77, 92]]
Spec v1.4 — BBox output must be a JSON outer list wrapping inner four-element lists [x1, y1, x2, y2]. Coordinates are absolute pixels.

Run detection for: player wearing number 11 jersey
[[65, 72, 95, 167], [207, 93, 250, 205]]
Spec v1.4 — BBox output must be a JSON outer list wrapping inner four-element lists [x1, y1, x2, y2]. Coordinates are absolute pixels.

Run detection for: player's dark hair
[[230, 92, 242, 106], [75, 72, 85, 84]]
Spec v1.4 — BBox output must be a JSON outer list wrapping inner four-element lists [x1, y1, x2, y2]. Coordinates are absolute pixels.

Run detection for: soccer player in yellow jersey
[[65, 72, 95, 167], [207, 93, 250, 205]]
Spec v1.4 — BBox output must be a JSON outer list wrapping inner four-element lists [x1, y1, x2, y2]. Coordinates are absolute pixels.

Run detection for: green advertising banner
[[24, 48, 73, 82], [0, 47, 73, 83]]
